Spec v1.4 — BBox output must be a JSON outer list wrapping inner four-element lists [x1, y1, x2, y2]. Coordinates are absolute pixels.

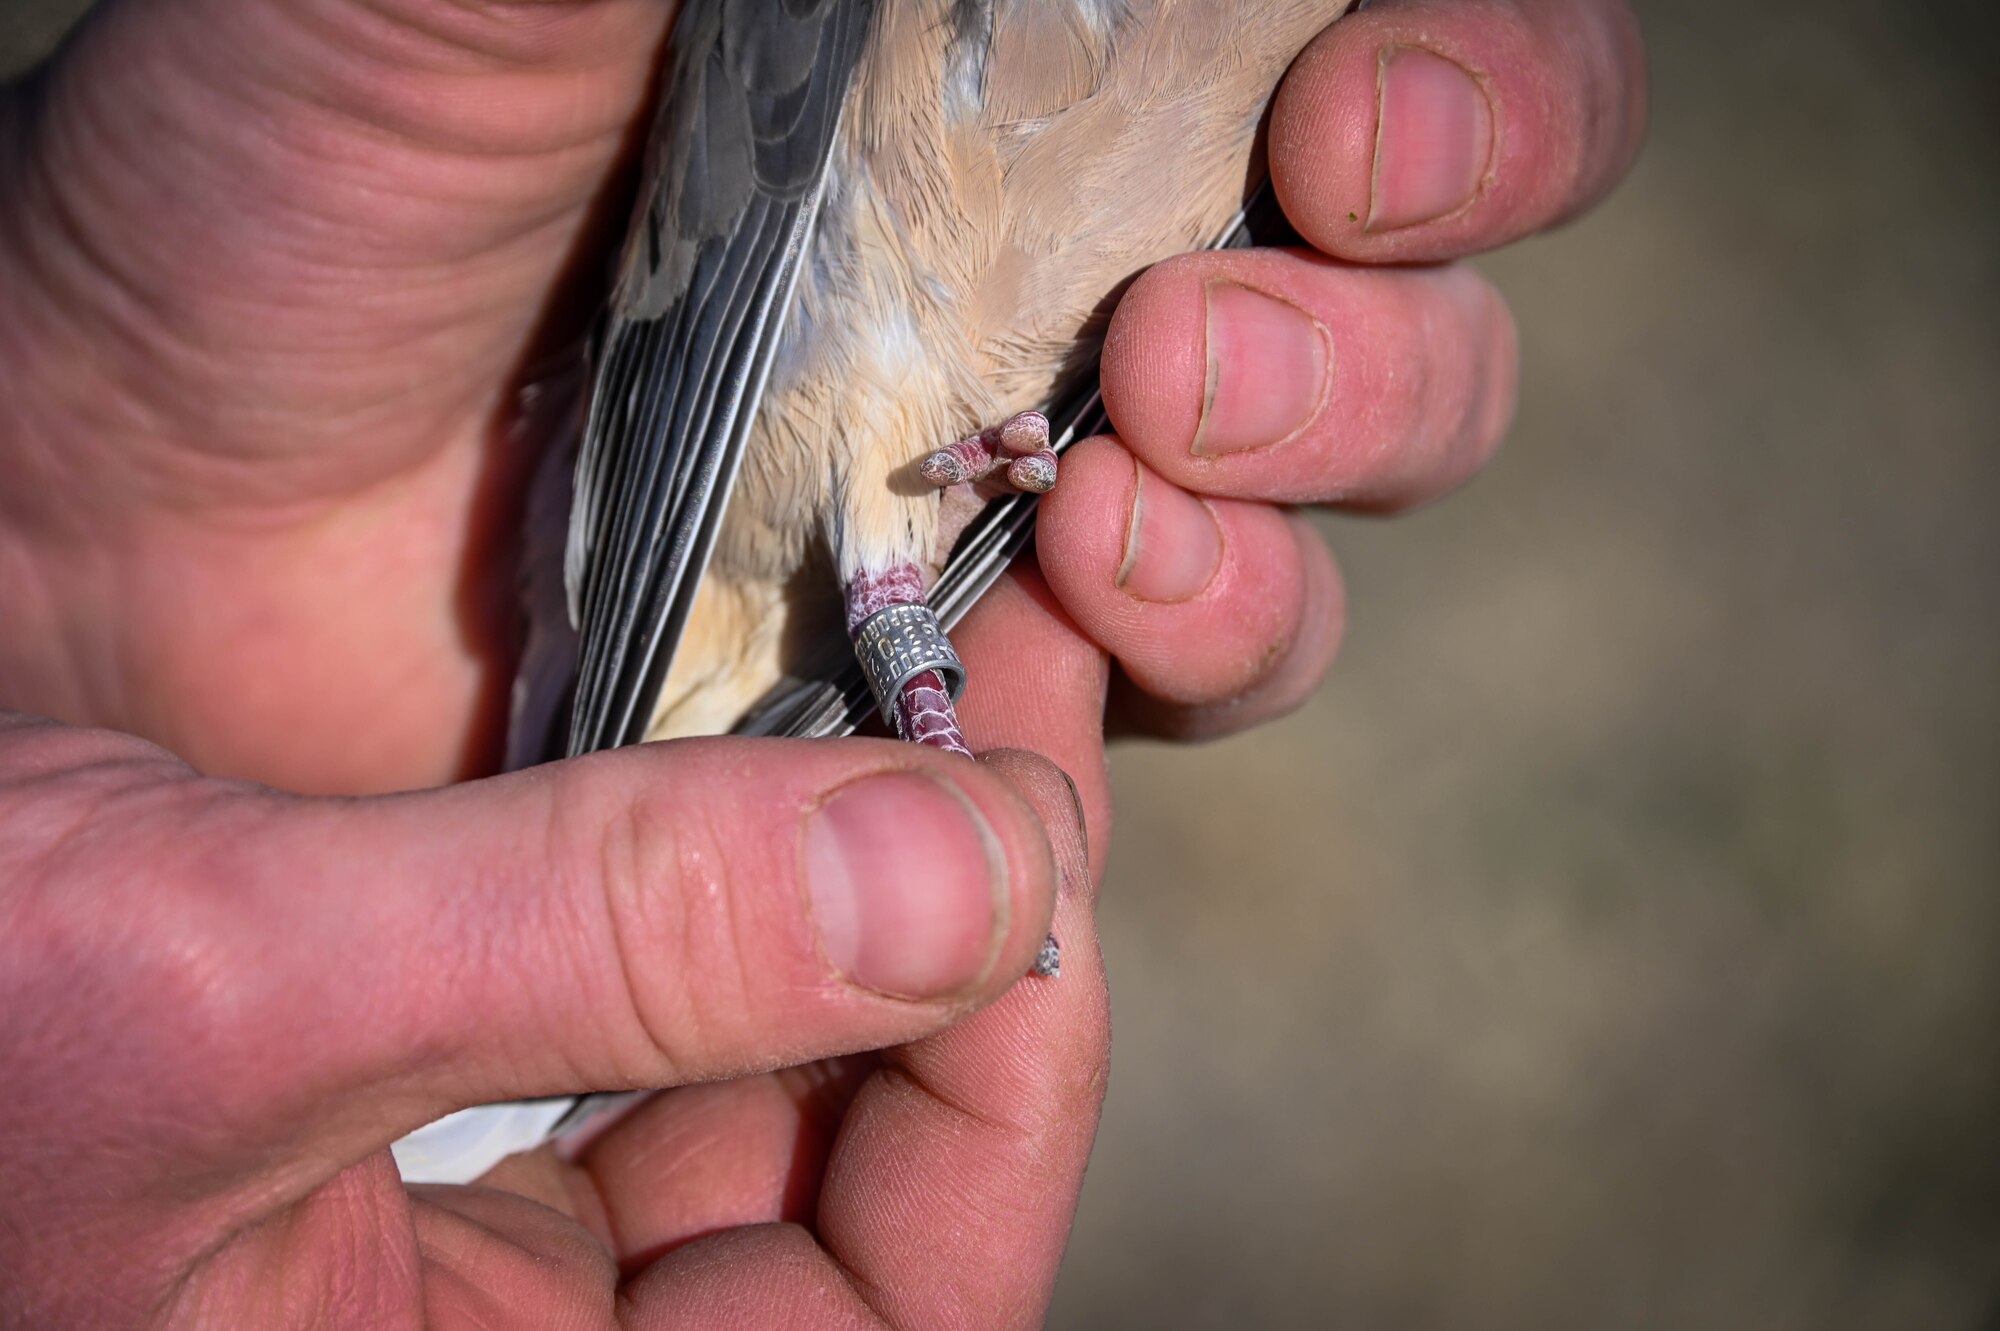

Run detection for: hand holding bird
[[0, 0, 1645, 1323]]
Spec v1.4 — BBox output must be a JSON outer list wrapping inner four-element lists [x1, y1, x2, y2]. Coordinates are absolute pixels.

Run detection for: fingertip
[[935, 750, 1069, 984], [309, 735, 1090, 1130], [1118, 497, 1310, 706], [1036, 436, 1143, 589], [1108, 512, 1347, 743], [976, 748, 1091, 908], [1272, 0, 1650, 261], [1043, 459, 1311, 711], [1269, 17, 1379, 250]]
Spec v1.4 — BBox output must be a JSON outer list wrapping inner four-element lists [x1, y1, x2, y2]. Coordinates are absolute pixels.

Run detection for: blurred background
[[5, 0, 1995, 1326], [1065, 3, 2000, 1327]]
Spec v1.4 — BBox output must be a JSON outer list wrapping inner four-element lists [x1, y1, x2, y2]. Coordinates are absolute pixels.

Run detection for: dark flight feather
[[564, 0, 879, 756]]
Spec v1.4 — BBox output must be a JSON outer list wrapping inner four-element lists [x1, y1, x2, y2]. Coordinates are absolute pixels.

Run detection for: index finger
[[1272, 0, 1649, 262]]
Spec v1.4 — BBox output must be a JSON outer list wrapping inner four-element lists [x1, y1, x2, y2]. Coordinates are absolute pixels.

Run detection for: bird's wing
[[564, 0, 877, 756]]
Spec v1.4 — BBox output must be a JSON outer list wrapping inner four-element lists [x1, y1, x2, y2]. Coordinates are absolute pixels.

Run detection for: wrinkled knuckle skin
[[579, 770, 708, 1084], [582, 760, 789, 1084]]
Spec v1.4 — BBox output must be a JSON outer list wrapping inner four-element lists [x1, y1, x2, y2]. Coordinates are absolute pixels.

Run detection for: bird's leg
[[851, 409, 1066, 759], [919, 410, 1060, 494], [845, 564, 974, 758]]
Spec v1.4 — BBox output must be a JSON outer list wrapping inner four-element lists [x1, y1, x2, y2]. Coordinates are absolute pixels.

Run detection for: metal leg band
[[852, 603, 966, 724]]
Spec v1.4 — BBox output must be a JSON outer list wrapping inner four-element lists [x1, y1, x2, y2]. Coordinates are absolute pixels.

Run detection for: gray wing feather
[[565, 0, 877, 757]]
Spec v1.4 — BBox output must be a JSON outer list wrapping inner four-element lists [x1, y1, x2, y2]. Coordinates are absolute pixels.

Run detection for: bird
[[400, 0, 1360, 1186], [534, 0, 1358, 766]]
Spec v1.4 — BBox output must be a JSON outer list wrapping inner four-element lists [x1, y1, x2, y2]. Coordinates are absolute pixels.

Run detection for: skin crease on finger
[[1107, 510, 1349, 742], [1032, 438, 1350, 738], [1057, 254, 1509, 733], [1056, 0, 1654, 731], [1039, 440, 1322, 709], [0, 8, 1125, 1318], [0, 0, 1633, 790], [429, 576, 1111, 1289]]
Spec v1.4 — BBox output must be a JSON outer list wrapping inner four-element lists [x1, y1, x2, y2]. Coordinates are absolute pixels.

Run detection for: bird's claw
[[919, 410, 1059, 494]]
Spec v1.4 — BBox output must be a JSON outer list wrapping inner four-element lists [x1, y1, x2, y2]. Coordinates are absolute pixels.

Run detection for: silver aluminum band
[[853, 603, 965, 723]]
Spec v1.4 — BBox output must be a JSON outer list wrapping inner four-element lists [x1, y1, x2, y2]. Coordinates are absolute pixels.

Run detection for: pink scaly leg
[[892, 669, 974, 756], [845, 565, 973, 758]]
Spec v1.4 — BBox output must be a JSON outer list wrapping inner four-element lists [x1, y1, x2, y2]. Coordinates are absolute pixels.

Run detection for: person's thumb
[[0, 718, 1066, 1215]]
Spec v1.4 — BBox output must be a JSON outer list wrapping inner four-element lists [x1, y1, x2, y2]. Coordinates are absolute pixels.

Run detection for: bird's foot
[[919, 411, 1060, 494], [845, 563, 1060, 978]]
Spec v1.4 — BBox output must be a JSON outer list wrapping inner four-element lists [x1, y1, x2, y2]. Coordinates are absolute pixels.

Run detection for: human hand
[[0, 0, 1648, 1323], [1037, 0, 1649, 739], [0, 566, 1114, 1327]]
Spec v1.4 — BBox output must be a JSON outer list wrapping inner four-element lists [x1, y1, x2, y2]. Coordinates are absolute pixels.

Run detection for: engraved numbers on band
[[853, 603, 966, 723]]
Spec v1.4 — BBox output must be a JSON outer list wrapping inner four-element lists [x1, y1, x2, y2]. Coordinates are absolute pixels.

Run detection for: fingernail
[[1055, 767, 1089, 887], [1116, 462, 1222, 604], [1368, 47, 1493, 233], [1193, 282, 1330, 456], [805, 774, 1006, 999]]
